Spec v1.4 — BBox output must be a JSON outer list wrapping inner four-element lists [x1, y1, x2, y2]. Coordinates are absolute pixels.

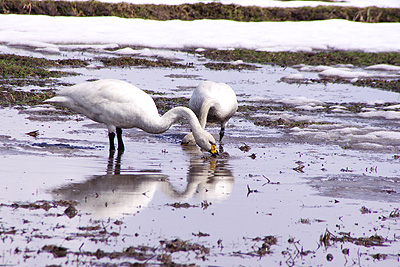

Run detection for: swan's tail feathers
[[44, 96, 75, 110], [44, 96, 69, 104]]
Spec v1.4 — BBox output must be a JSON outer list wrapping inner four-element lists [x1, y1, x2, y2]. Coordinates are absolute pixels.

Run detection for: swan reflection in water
[[52, 150, 234, 218]]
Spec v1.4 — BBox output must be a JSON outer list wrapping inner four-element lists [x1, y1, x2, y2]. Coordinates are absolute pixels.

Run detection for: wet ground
[[1, 46, 400, 266]]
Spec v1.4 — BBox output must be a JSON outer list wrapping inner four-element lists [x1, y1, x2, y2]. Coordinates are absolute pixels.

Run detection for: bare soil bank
[[1, 0, 399, 22]]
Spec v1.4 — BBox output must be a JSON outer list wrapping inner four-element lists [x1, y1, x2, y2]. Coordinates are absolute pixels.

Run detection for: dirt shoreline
[[1, 0, 399, 22]]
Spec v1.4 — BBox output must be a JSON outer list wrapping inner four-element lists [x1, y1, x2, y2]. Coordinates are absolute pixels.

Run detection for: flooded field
[[1, 46, 400, 266]]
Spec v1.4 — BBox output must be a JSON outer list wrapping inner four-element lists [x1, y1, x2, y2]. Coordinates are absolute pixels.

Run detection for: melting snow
[[278, 97, 325, 106]]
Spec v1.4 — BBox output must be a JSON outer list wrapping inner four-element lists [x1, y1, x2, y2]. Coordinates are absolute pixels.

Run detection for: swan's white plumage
[[46, 79, 217, 153], [182, 81, 238, 144], [49, 80, 159, 133]]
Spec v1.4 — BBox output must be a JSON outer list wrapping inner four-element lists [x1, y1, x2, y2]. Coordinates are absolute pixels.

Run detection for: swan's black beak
[[210, 144, 219, 156]]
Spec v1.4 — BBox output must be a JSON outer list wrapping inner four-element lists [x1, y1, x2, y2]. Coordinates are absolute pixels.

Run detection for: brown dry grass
[[1, 0, 399, 22]]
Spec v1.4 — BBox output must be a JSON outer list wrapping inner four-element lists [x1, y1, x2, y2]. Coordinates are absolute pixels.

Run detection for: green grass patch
[[0, 54, 61, 78], [353, 79, 400, 93], [153, 97, 189, 114], [204, 62, 259, 71], [101, 56, 192, 69], [0, 86, 55, 107], [0, 54, 85, 79], [253, 118, 331, 128], [199, 49, 400, 67]]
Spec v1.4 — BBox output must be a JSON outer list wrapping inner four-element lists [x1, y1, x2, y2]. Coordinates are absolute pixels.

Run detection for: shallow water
[[1, 46, 400, 266]]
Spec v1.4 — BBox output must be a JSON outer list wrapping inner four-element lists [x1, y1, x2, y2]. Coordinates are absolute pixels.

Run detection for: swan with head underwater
[[45, 79, 218, 155], [182, 81, 238, 145]]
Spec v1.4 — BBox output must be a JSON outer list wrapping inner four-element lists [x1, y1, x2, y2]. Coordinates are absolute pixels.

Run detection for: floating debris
[[42, 245, 67, 258], [166, 202, 197, 209], [320, 229, 387, 247], [239, 143, 251, 152], [25, 130, 39, 138]]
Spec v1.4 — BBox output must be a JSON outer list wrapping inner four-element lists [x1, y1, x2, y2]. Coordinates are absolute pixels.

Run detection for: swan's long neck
[[198, 99, 218, 128], [144, 106, 203, 134]]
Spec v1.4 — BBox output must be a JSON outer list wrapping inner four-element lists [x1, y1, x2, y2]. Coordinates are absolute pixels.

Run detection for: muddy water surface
[[1, 47, 400, 266]]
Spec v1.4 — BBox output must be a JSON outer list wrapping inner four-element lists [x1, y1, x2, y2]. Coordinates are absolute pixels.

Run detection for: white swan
[[182, 81, 238, 144], [45, 79, 218, 154]]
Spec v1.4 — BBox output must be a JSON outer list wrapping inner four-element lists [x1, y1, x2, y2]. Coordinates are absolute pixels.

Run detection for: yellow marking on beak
[[211, 144, 218, 155]]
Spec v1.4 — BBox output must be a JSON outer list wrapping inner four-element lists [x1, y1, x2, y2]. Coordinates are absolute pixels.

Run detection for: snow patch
[[280, 74, 307, 83], [278, 97, 324, 107], [365, 64, 400, 72], [319, 68, 371, 79], [384, 104, 400, 110], [359, 111, 400, 120]]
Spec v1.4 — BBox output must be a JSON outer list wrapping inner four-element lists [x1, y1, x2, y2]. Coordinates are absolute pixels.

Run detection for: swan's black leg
[[219, 126, 225, 142], [116, 127, 125, 151], [109, 132, 116, 151]]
